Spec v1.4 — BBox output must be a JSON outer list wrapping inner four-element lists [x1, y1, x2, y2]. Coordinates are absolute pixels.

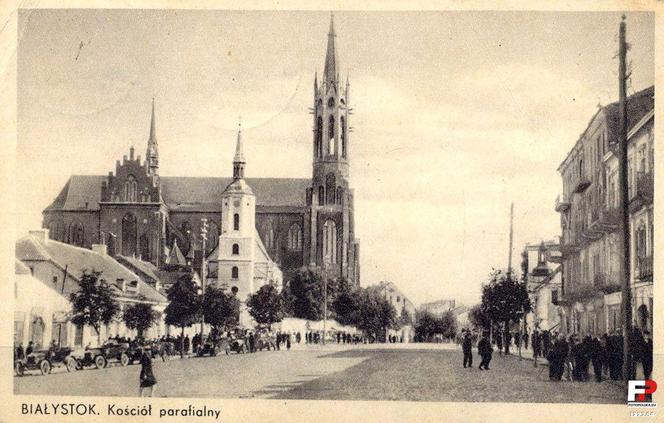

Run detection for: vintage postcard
[[0, 1, 662, 422]]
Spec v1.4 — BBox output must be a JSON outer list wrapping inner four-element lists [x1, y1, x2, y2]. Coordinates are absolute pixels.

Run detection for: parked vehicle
[[197, 338, 222, 357], [220, 337, 247, 354], [256, 332, 276, 351], [74, 341, 132, 369], [14, 347, 78, 376]]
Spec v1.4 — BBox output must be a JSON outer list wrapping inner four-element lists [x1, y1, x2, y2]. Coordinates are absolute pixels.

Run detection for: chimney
[[29, 229, 49, 244], [92, 244, 108, 256]]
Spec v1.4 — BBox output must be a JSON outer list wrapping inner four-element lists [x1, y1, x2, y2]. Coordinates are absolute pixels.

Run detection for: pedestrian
[[495, 329, 503, 356], [642, 331, 653, 380], [589, 335, 604, 382], [15, 343, 24, 360], [26, 341, 34, 356], [184, 335, 190, 356], [542, 330, 550, 358], [276, 332, 282, 350], [532, 330, 541, 362], [462, 331, 473, 368], [286, 334, 291, 350], [478, 332, 493, 370], [296, 332, 301, 344], [139, 348, 157, 397], [504, 330, 511, 355]]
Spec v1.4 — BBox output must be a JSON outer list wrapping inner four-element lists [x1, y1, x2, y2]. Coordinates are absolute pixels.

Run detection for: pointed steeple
[[166, 239, 186, 266], [146, 97, 159, 175], [314, 71, 318, 91], [323, 13, 339, 84], [233, 118, 246, 180]]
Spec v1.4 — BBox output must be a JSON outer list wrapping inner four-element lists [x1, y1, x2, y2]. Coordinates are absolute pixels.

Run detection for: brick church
[[42, 15, 360, 287]]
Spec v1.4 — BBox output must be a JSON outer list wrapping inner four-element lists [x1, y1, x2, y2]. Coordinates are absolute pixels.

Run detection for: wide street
[[14, 343, 624, 403]]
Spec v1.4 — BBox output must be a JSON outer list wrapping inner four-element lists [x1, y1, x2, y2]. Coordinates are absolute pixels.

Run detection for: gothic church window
[[336, 187, 344, 205], [288, 224, 302, 251], [326, 174, 336, 204], [327, 98, 335, 108], [316, 117, 323, 159], [231, 266, 239, 279], [139, 233, 150, 261], [122, 213, 137, 257], [341, 117, 347, 158], [318, 186, 325, 205], [265, 224, 275, 249], [233, 213, 240, 231], [322, 220, 337, 265], [232, 243, 239, 255], [328, 115, 335, 154], [124, 175, 138, 202]]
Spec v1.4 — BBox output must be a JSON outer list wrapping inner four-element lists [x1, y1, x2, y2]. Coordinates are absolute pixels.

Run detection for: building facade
[[376, 281, 416, 342], [555, 86, 653, 336], [41, 16, 360, 287], [15, 230, 168, 348], [522, 241, 562, 332]]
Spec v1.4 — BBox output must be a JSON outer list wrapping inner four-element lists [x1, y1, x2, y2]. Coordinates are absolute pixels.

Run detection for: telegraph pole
[[508, 203, 514, 273], [618, 15, 633, 381]]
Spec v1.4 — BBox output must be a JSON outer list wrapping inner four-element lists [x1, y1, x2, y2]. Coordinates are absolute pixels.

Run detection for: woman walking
[[139, 349, 157, 397]]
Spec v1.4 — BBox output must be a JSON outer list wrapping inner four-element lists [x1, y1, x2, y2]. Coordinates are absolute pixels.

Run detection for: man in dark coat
[[542, 330, 550, 358], [589, 335, 604, 382], [462, 331, 473, 368], [139, 349, 157, 397], [183, 335, 190, 356], [478, 332, 493, 370], [26, 341, 34, 356], [495, 329, 503, 355], [532, 330, 541, 358], [642, 331, 653, 380], [504, 330, 512, 355]]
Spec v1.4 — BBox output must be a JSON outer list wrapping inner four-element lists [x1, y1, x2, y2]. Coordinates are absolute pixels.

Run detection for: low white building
[[16, 230, 168, 348], [523, 241, 562, 332]]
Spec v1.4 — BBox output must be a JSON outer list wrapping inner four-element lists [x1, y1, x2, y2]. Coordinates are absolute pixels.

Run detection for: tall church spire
[[323, 13, 339, 84], [233, 118, 246, 180], [146, 97, 159, 175]]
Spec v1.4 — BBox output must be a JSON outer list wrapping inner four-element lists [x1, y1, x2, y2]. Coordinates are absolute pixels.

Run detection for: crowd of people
[[457, 326, 653, 382]]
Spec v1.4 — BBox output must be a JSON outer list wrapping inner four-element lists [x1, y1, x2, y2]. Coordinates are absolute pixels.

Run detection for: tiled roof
[[16, 235, 167, 304], [45, 176, 310, 212], [604, 86, 654, 142]]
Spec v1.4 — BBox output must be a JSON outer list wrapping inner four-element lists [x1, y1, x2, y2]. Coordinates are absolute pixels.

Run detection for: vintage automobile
[[15, 347, 78, 376], [197, 338, 222, 357], [219, 336, 247, 354], [255, 332, 276, 351], [73, 341, 132, 369]]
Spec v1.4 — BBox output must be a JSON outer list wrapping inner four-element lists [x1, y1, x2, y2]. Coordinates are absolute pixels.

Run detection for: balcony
[[636, 255, 653, 282], [572, 176, 591, 194], [555, 195, 570, 212], [629, 171, 653, 213]]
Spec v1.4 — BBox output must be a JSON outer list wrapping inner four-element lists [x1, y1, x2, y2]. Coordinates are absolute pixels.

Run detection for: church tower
[[146, 98, 159, 176], [306, 14, 359, 285], [217, 122, 256, 302]]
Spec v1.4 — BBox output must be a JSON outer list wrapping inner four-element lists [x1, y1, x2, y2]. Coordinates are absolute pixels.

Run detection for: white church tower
[[217, 122, 256, 305]]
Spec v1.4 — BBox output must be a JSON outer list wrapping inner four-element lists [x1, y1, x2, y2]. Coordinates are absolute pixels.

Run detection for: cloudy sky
[[16, 10, 654, 306]]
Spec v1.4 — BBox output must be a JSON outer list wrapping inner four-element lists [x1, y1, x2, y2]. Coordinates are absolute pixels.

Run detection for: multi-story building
[[555, 86, 653, 335], [521, 241, 562, 332], [376, 281, 416, 342], [40, 15, 360, 289], [419, 299, 456, 317]]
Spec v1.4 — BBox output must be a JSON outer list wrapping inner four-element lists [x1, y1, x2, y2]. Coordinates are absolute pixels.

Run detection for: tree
[[480, 269, 531, 340], [332, 277, 359, 326], [69, 271, 119, 345], [247, 284, 284, 329], [398, 306, 413, 327], [436, 310, 458, 340], [415, 310, 438, 342], [281, 266, 338, 321], [164, 273, 201, 358], [354, 287, 397, 341], [202, 286, 240, 332], [123, 303, 158, 339], [468, 304, 491, 331]]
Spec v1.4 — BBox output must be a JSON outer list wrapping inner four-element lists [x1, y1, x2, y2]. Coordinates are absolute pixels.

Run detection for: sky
[[16, 10, 654, 307]]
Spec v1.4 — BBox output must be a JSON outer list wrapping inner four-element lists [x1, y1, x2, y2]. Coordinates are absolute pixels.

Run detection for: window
[[328, 115, 335, 154], [74, 324, 84, 347], [316, 117, 323, 159], [233, 213, 240, 231], [232, 243, 239, 255], [336, 187, 344, 205], [52, 276, 58, 285], [124, 175, 138, 202], [288, 224, 302, 250], [231, 266, 239, 279], [318, 186, 325, 205], [327, 98, 335, 108], [326, 174, 336, 204], [340, 116, 346, 158], [322, 220, 337, 265], [265, 225, 275, 249]]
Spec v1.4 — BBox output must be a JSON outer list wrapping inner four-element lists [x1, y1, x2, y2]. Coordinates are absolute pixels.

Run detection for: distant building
[[419, 299, 456, 317], [521, 241, 562, 331], [376, 281, 416, 342], [16, 230, 168, 348]]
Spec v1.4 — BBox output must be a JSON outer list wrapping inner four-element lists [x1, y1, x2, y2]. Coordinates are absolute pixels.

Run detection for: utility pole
[[618, 15, 633, 382], [199, 218, 208, 340], [508, 202, 514, 273]]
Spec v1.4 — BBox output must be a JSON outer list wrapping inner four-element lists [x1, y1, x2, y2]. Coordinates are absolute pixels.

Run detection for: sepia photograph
[[5, 5, 658, 417]]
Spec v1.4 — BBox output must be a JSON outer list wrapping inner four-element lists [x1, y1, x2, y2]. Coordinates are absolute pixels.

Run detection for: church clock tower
[[306, 14, 359, 285]]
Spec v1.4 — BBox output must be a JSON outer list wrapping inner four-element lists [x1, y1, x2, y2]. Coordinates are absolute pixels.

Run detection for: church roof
[[45, 176, 310, 212], [165, 240, 187, 266]]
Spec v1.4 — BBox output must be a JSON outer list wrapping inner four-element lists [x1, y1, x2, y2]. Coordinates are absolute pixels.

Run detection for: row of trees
[[414, 310, 458, 342]]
